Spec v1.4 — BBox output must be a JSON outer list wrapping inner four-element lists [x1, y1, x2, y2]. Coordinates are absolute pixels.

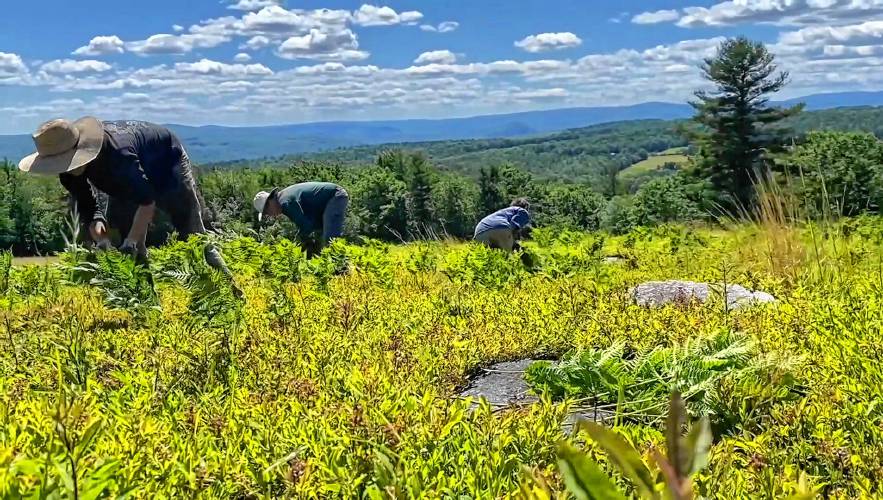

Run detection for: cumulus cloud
[[515, 32, 583, 53], [277, 28, 369, 61], [175, 58, 273, 76], [352, 5, 423, 26], [228, 0, 281, 11], [233, 52, 253, 62], [0, 52, 27, 77], [127, 33, 230, 55], [420, 21, 460, 33], [242, 35, 272, 50], [414, 50, 458, 65], [40, 59, 112, 74], [677, 0, 883, 28], [72, 35, 125, 56], [632, 9, 681, 24]]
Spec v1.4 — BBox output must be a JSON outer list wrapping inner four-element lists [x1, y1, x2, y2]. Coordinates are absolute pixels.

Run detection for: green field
[[619, 152, 690, 180], [2, 219, 883, 497]]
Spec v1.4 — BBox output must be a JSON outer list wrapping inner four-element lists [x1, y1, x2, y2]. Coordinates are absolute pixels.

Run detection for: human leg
[[321, 187, 349, 243]]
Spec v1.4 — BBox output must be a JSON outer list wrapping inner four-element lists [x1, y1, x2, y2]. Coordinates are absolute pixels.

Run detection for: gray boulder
[[632, 280, 777, 310]]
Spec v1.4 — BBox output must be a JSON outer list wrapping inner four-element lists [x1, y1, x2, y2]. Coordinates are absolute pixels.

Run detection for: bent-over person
[[253, 182, 349, 254], [18, 117, 234, 279], [474, 198, 532, 252]]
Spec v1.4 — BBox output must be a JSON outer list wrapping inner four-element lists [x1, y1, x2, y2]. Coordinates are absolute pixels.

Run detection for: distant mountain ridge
[[1, 90, 882, 164]]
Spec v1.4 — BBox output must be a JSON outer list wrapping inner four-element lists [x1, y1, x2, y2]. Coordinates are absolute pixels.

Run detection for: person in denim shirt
[[474, 198, 532, 251]]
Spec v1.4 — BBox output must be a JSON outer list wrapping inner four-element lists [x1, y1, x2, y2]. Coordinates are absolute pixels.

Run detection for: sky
[[1, 0, 883, 134]]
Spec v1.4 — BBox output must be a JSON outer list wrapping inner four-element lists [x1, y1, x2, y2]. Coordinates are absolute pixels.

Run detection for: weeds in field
[[0, 220, 881, 497]]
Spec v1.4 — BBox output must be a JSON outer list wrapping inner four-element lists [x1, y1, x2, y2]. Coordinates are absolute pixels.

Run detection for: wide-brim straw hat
[[18, 117, 104, 175]]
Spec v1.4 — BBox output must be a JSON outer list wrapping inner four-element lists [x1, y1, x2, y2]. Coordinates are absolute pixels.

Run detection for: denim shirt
[[474, 207, 530, 238]]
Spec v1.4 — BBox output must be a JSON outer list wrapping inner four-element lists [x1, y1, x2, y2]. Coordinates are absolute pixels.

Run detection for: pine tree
[[691, 37, 803, 210]]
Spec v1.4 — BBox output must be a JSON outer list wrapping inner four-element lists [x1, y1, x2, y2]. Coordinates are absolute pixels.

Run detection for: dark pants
[[321, 187, 349, 242], [105, 152, 231, 275]]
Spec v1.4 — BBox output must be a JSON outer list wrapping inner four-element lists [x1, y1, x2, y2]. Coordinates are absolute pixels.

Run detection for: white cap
[[253, 191, 271, 221]]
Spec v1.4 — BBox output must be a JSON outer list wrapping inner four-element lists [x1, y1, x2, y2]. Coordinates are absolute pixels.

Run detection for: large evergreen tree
[[691, 37, 803, 210]]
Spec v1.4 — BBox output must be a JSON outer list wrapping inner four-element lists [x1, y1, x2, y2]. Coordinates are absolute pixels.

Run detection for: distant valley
[[1, 90, 883, 165]]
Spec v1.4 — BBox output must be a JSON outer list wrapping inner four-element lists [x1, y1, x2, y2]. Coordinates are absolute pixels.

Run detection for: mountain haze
[[1, 91, 882, 164]]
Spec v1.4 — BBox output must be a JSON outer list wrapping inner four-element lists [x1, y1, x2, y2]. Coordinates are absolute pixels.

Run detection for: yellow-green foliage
[[2, 219, 883, 498]]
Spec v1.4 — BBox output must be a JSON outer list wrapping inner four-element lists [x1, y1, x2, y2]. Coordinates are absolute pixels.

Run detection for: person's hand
[[94, 238, 113, 251], [119, 238, 146, 259], [89, 220, 107, 242]]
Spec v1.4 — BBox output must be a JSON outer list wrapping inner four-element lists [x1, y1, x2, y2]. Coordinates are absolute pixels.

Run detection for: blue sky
[[1, 0, 882, 133]]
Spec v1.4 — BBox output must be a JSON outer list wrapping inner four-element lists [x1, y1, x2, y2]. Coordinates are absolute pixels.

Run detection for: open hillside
[[211, 106, 883, 188]]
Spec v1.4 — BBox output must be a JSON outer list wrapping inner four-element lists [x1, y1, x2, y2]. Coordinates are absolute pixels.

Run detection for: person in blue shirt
[[253, 182, 349, 254], [474, 198, 532, 251]]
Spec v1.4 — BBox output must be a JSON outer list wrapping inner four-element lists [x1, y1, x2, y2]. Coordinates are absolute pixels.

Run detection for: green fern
[[526, 330, 800, 433]]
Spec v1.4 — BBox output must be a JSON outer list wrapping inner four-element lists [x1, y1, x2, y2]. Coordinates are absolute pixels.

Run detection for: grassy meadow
[[1, 218, 883, 498], [619, 151, 691, 181]]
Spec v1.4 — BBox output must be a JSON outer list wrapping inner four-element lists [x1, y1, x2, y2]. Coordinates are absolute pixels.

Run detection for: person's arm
[[60, 174, 109, 245], [508, 208, 531, 241], [119, 154, 157, 256], [281, 200, 314, 235]]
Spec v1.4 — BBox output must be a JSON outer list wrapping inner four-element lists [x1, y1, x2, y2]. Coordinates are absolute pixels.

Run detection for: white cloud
[[234, 52, 253, 62], [239, 6, 319, 33], [277, 28, 369, 61], [414, 50, 458, 65], [72, 35, 125, 56], [353, 5, 423, 26], [420, 21, 459, 33], [632, 9, 681, 25], [242, 35, 272, 50], [175, 58, 273, 76], [40, 59, 112, 74], [228, 0, 281, 11], [173, 25, 185, 32], [778, 20, 883, 47], [127, 33, 230, 55], [677, 0, 883, 28], [511, 88, 569, 99], [0, 52, 27, 77], [515, 32, 583, 53]]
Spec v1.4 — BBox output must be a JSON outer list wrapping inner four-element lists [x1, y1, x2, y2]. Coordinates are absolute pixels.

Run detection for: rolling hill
[[2, 90, 883, 164]]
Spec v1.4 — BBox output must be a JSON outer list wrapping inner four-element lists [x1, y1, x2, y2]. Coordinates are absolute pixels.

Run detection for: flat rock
[[458, 359, 613, 424], [459, 359, 539, 407], [632, 280, 777, 310]]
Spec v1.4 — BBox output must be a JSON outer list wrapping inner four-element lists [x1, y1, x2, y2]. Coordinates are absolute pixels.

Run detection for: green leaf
[[578, 420, 659, 500], [666, 392, 687, 479], [557, 442, 628, 500], [74, 419, 104, 461], [685, 417, 712, 475]]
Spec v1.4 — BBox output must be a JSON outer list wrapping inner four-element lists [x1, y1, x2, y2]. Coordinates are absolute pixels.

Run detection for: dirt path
[[11, 256, 60, 266]]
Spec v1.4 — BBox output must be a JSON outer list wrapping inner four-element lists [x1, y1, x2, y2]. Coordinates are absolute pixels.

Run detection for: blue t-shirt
[[474, 207, 530, 238]]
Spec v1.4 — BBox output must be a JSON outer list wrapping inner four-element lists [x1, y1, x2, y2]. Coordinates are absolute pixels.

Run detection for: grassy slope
[[3, 220, 883, 497], [618, 153, 690, 179]]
